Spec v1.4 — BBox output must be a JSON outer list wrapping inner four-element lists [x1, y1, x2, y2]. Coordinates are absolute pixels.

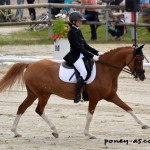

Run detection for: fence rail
[[0, 3, 125, 10], [0, 20, 150, 27], [0, 3, 149, 11], [0, 3, 150, 27]]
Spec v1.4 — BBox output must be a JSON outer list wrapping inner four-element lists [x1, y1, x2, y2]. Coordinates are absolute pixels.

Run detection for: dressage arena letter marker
[[54, 38, 70, 59], [55, 45, 60, 52]]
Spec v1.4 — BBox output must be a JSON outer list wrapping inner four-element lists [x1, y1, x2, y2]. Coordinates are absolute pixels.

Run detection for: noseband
[[126, 55, 145, 78]]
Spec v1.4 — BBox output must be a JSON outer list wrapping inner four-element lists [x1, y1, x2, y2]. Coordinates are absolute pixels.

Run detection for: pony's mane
[[101, 46, 133, 57]]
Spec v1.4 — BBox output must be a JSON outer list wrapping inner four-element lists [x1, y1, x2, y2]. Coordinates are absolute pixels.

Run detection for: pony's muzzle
[[135, 70, 146, 81]]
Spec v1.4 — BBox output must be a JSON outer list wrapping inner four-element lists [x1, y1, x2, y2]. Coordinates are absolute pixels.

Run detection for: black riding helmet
[[69, 11, 86, 23]]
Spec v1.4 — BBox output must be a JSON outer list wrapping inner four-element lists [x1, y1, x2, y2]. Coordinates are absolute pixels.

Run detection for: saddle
[[62, 57, 94, 101], [62, 57, 94, 81]]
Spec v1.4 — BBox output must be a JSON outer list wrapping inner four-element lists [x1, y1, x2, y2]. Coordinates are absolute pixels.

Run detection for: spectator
[[120, 0, 139, 43], [26, 0, 36, 20], [0, 0, 11, 14], [110, 0, 123, 6], [15, 0, 25, 21], [0, 0, 4, 5], [63, 0, 74, 14], [0, 0, 10, 5], [110, 0, 123, 13], [81, 0, 100, 40], [63, 0, 80, 14], [5, 0, 11, 14], [108, 13, 126, 40], [48, 0, 64, 20], [140, 0, 150, 32], [5, 0, 10, 5], [0, 0, 5, 22], [102, 0, 122, 7], [71, 0, 81, 11]]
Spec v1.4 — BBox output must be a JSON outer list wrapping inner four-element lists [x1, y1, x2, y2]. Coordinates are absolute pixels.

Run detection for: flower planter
[[54, 38, 70, 60]]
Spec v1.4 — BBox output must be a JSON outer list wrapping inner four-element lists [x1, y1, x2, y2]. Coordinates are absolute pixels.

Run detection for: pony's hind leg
[[106, 94, 149, 129], [11, 90, 37, 137], [84, 100, 99, 139], [35, 95, 58, 138]]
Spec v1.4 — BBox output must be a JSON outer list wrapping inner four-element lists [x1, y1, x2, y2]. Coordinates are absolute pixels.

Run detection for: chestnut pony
[[0, 45, 149, 139]]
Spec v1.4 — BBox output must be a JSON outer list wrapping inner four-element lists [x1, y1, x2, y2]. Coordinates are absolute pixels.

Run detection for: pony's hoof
[[142, 125, 149, 129], [52, 132, 59, 138], [89, 136, 97, 139], [14, 134, 22, 138]]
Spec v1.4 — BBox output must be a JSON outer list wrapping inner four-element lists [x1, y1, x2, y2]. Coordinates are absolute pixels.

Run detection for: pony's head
[[126, 45, 145, 81]]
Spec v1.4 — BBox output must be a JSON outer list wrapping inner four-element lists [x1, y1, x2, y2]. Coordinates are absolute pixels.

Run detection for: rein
[[97, 59, 134, 76], [96, 45, 148, 78]]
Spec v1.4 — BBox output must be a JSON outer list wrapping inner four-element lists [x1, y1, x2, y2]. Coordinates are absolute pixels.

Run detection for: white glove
[[98, 52, 103, 56], [93, 55, 99, 61]]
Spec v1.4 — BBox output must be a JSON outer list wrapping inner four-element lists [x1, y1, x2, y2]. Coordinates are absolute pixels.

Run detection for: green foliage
[[52, 19, 65, 36], [51, 19, 69, 40]]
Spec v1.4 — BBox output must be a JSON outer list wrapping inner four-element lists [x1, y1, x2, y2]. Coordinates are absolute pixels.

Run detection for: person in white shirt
[[120, 0, 139, 44], [140, 0, 150, 32]]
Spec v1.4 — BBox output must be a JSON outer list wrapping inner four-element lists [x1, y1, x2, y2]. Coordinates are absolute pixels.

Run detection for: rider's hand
[[98, 52, 102, 56], [93, 55, 99, 61]]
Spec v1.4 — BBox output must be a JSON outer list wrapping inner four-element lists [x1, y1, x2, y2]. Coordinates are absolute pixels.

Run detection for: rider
[[63, 11, 101, 103]]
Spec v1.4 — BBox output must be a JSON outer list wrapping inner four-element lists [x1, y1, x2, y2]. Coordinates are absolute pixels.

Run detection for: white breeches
[[73, 54, 87, 80]]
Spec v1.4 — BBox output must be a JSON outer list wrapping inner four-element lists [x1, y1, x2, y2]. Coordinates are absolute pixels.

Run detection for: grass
[[0, 20, 149, 46], [0, 28, 50, 46]]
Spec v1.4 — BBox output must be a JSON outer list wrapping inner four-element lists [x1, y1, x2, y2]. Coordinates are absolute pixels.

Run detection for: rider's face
[[75, 20, 82, 27]]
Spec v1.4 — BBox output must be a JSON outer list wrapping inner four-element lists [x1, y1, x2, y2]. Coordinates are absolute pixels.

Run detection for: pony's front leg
[[11, 114, 22, 137], [106, 94, 149, 129], [84, 112, 96, 139], [128, 111, 149, 129]]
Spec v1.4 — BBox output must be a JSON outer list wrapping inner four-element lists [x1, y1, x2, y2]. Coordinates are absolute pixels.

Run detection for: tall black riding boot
[[74, 76, 84, 103]]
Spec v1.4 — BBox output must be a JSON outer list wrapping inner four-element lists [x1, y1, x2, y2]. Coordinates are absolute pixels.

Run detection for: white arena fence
[[0, 57, 149, 67], [0, 56, 62, 64]]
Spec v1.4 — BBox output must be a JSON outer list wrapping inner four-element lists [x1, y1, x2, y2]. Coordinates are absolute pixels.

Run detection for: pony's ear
[[134, 44, 145, 56]]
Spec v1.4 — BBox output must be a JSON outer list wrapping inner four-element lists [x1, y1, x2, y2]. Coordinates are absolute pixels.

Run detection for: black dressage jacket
[[63, 25, 99, 65]]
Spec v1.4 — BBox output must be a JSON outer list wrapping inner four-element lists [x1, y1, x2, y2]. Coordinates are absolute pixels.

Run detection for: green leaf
[[52, 19, 65, 35]]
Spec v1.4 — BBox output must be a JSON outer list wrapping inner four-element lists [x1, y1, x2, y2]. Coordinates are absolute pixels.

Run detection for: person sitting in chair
[[63, 11, 101, 103], [108, 13, 126, 41]]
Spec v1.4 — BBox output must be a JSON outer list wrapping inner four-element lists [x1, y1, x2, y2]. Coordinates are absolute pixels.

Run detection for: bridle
[[126, 54, 145, 78], [98, 53, 147, 79]]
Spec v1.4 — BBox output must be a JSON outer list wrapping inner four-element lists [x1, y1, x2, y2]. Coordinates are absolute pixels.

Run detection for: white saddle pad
[[59, 62, 96, 84]]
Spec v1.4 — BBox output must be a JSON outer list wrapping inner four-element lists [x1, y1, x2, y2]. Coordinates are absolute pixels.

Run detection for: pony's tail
[[0, 62, 29, 92]]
